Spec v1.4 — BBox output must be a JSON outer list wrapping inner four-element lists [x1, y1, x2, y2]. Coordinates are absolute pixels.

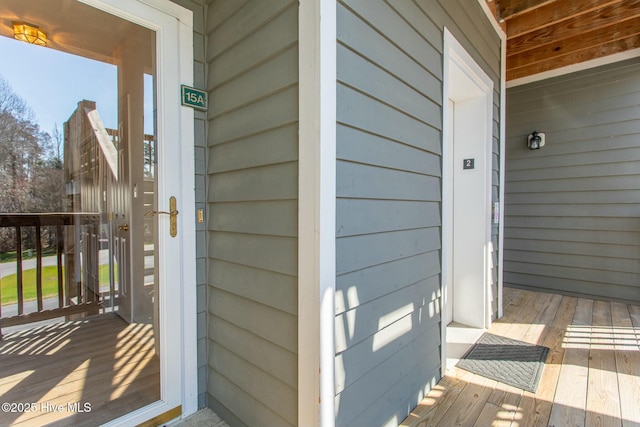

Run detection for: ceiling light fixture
[[13, 22, 47, 46]]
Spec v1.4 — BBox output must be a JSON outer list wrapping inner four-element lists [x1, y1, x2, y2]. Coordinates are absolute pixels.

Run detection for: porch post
[[298, 0, 337, 426]]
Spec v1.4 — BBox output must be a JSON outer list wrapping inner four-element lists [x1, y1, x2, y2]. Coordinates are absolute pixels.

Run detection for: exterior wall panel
[[205, 1, 298, 426], [335, 1, 502, 426], [505, 58, 640, 304]]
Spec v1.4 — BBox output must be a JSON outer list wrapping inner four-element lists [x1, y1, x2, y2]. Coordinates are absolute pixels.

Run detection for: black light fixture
[[527, 131, 545, 150]]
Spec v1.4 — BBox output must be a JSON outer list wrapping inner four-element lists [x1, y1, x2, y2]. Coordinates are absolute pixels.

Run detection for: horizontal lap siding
[[335, 1, 501, 426], [505, 59, 640, 304], [206, 1, 298, 426]]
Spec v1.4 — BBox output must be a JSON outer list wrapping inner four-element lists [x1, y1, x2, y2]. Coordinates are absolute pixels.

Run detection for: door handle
[[144, 196, 179, 237], [118, 224, 129, 231]]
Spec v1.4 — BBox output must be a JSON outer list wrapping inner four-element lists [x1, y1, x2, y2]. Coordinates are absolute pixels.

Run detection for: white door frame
[[441, 28, 494, 375], [78, 0, 197, 425]]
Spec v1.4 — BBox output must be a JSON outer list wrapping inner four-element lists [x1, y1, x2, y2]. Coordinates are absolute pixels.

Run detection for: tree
[[0, 75, 65, 252], [0, 77, 38, 212]]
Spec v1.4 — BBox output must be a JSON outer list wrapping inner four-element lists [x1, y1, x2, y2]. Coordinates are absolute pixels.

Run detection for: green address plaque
[[181, 85, 208, 111]]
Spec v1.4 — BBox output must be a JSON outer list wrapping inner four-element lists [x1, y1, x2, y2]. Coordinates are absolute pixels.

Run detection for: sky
[[0, 35, 153, 137]]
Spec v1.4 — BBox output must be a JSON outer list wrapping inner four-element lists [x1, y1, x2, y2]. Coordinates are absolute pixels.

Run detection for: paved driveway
[[0, 256, 60, 279], [0, 250, 114, 279]]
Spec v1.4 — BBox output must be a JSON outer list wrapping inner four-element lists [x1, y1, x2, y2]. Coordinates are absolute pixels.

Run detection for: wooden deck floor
[[401, 287, 640, 427], [0, 313, 159, 426]]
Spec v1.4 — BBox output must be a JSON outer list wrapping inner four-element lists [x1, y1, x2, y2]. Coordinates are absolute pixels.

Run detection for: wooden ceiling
[[486, 0, 640, 81]]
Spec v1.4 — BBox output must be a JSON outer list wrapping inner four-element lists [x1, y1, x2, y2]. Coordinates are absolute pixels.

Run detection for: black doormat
[[456, 333, 549, 393]]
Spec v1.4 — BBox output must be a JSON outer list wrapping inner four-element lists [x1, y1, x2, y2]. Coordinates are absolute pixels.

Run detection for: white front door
[[441, 29, 494, 371], [449, 92, 490, 329]]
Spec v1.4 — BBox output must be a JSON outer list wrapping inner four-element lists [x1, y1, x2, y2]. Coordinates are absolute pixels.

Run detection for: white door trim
[[441, 28, 494, 375], [174, 6, 198, 419], [78, 0, 197, 425], [298, 0, 337, 426]]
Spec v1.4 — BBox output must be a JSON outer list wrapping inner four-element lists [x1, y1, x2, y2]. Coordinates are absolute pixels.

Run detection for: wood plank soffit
[[505, 0, 626, 38], [507, 34, 640, 80], [484, 0, 640, 80], [497, 0, 559, 20], [507, 0, 640, 56], [508, 16, 640, 68]]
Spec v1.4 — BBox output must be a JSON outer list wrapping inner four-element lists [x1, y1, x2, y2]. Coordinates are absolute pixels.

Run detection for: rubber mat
[[456, 332, 549, 393]]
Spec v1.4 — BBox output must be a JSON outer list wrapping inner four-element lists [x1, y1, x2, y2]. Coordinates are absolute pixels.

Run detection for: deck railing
[[0, 212, 102, 336], [0, 106, 155, 337]]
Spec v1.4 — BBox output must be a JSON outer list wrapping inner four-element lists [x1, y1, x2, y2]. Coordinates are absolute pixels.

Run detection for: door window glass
[[0, 1, 159, 425]]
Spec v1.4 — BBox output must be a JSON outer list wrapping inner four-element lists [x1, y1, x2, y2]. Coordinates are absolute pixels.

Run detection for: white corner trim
[[497, 29, 506, 319], [507, 47, 640, 87], [298, 1, 337, 427]]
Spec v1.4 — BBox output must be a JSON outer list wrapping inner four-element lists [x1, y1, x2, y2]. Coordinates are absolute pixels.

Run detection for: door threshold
[[445, 322, 484, 371]]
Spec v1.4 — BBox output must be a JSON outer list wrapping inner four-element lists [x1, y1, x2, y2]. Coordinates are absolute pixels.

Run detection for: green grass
[[1, 265, 113, 306], [0, 249, 58, 263]]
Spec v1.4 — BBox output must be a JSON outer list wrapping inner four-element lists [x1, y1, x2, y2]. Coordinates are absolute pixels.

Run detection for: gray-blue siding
[[205, 1, 299, 426], [505, 58, 640, 304], [335, 1, 502, 426]]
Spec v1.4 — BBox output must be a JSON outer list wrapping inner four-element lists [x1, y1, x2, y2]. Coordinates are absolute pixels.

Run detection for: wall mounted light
[[527, 131, 545, 150], [13, 22, 47, 47]]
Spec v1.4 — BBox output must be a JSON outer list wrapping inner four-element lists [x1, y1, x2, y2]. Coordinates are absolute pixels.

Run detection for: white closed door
[[443, 30, 494, 331]]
